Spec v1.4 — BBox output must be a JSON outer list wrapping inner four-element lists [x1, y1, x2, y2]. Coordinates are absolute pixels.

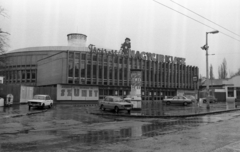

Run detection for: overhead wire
[[169, 0, 240, 38], [152, 0, 240, 43]]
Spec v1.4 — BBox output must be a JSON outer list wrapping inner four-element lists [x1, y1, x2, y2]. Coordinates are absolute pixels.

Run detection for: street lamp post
[[201, 30, 219, 110]]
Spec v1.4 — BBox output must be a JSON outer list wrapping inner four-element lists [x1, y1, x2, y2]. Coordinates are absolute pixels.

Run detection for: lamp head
[[208, 30, 219, 34]]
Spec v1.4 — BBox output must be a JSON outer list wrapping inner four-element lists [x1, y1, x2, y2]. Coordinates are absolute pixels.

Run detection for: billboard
[[130, 70, 142, 97], [57, 84, 99, 101]]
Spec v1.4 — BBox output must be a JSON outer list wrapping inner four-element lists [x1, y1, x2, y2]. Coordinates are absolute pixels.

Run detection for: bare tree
[[218, 58, 228, 79], [0, 6, 9, 54], [209, 64, 214, 79], [0, 6, 9, 68]]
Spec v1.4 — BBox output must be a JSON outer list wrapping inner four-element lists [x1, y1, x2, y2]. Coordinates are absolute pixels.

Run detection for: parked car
[[202, 96, 217, 103], [99, 96, 133, 113], [185, 95, 197, 101], [28, 95, 53, 110], [163, 96, 193, 106]]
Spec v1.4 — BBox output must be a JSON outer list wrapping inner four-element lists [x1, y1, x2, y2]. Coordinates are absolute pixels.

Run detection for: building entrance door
[[236, 87, 240, 100]]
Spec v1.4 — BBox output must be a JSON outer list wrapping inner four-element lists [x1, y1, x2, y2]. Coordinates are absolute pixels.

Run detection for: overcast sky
[[1, 0, 240, 78]]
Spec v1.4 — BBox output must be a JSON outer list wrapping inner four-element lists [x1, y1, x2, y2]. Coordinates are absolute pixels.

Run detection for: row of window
[[68, 63, 196, 86], [70, 53, 196, 70], [0, 70, 36, 83], [227, 87, 240, 97], [5, 65, 36, 68]]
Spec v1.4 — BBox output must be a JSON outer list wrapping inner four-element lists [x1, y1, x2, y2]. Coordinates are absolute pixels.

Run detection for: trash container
[[0, 98, 4, 107], [5, 94, 13, 107]]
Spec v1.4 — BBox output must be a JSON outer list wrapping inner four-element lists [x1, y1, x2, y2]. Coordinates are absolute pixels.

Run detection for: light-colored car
[[202, 96, 217, 103], [163, 96, 193, 106], [99, 96, 133, 113], [28, 95, 53, 110], [185, 95, 196, 101]]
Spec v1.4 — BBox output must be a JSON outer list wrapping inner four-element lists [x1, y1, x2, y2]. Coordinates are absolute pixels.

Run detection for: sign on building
[[57, 84, 99, 101]]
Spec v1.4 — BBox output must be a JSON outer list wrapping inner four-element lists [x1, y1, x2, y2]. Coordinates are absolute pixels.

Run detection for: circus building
[[0, 33, 198, 102]]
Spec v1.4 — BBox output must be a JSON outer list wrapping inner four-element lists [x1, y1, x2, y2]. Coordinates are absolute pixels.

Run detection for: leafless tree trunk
[[210, 64, 214, 79], [0, 6, 9, 68], [218, 58, 228, 79]]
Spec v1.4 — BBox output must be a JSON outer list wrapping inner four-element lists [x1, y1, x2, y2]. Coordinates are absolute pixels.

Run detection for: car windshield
[[185, 95, 195, 100], [33, 95, 46, 100], [112, 97, 124, 102]]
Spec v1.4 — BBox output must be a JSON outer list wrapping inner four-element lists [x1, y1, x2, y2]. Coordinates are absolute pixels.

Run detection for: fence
[[34, 86, 57, 101]]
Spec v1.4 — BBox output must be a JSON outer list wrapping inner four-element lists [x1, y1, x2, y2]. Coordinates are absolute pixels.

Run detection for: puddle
[[0, 117, 219, 151]]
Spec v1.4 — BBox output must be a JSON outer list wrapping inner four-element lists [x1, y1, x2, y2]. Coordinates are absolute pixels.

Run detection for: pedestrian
[[120, 38, 131, 55]]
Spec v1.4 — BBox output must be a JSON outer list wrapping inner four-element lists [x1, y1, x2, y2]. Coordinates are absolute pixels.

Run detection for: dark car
[[202, 96, 217, 103]]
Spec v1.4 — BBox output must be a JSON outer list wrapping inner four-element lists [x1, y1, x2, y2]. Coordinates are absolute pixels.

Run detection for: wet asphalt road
[[1, 104, 240, 152]]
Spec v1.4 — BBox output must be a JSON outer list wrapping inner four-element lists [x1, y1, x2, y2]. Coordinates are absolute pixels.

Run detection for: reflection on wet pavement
[[0, 116, 220, 152], [132, 102, 239, 116], [1, 103, 240, 151]]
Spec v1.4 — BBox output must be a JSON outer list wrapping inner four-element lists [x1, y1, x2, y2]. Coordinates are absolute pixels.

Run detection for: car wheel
[[127, 110, 131, 114], [166, 101, 171, 105], [42, 104, 45, 109], [114, 106, 119, 113], [28, 106, 31, 111], [183, 102, 188, 106], [50, 103, 53, 108]]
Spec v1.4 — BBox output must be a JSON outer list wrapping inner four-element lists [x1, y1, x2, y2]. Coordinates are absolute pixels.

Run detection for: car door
[[180, 96, 186, 103], [45, 96, 50, 106], [171, 96, 178, 104], [108, 97, 114, 109], [103, 97, 109, 108]]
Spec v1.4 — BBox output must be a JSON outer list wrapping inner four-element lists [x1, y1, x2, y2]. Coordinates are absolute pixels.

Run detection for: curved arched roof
[[6, 46, 90, 54]]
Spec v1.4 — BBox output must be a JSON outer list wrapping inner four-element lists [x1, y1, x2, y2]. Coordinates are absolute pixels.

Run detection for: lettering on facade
[[88, 45, 186, 65], [60, 88, 98, 97]]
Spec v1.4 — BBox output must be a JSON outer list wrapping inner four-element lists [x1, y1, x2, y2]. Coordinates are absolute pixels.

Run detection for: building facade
[[0, 33, 199, 101]]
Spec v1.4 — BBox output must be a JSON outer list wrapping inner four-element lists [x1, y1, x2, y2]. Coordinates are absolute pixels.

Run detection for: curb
[[0, 109, 48, 119], [91, 108, 240, 118]]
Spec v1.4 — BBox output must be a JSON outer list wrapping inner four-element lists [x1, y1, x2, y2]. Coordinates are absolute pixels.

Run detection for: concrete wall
[[37, 52, 67, 86]]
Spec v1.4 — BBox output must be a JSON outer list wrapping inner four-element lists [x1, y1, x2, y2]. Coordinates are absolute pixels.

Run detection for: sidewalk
[[0, 104, 47, 119], [92, 102, 240, 118]]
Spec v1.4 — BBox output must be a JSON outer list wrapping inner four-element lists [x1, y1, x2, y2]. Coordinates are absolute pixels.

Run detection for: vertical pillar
[[181, 64, 184, 89], [117, 55, 120, 86], [79, 52, 81, 84], [177, 64, 180, 88], [164, 63, 167, 88], [159, 62, 162, 87], [96, 53, 99, 84], [102, 54, 104, 85], [90, 52, 93, 84], [122, 57, 125, 86], [73, 52, 76, 84], [112, 55, 115, 86], [107, 55, 110, 85], [148, 61, 151, 87], [156, 62, 159, 87], [67, 50, 69, 83], [127, 57, 130, 86], [84, 53, 88, 84], [152, 61, 155, 88]]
